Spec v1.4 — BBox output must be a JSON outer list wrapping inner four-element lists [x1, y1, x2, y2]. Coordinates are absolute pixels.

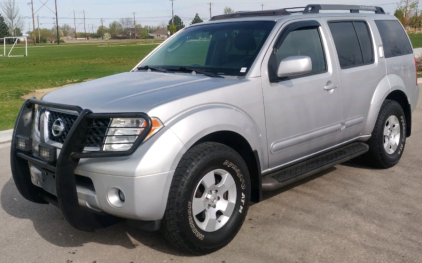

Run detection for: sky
[[9, 0, 417, 33]]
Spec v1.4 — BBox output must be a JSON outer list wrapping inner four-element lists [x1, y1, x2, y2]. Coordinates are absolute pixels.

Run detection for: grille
[[47, 110, 111, 148]]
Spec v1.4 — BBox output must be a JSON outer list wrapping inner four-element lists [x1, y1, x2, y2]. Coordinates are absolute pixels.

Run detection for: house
[[150, 28, 169, 39]]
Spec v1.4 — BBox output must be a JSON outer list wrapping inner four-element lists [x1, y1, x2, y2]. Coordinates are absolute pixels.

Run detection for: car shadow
[[0, 178, 191, 256], [340, 155, 377, 170]]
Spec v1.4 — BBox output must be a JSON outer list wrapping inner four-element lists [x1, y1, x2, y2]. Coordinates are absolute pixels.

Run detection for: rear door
[[324, 18, 386, 140]]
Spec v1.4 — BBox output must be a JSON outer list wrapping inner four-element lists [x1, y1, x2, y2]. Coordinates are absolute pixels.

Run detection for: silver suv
[[11, 4, 420, 254]]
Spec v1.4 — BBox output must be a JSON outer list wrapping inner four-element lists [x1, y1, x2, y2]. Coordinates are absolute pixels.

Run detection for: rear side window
[[375, 20, 413, 58], [328, 21, 374, 69]]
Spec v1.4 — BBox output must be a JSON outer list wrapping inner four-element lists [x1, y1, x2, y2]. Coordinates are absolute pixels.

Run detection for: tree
[[191, 13, 203, 25], [0, 14, 9, 39], [0, 0, 23, 36], [394, 0, 419, 28], [97, 25, 109, 37], [140, 28, 149, 39], [109, 21, 122, 38], [224, 7, 234, 14], [168, 15, 184, 32], [61, 24, 73, 37], [120, 17, 132, 37]]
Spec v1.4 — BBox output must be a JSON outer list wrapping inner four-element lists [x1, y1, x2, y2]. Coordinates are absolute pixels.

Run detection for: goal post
[[0, 37, 28, 57]]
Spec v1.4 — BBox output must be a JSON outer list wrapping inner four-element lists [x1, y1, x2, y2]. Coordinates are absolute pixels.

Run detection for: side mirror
[[277, 56, 312, 78]]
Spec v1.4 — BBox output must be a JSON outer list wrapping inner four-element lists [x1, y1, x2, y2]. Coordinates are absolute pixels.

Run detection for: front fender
[[167, 104, 266, 171]]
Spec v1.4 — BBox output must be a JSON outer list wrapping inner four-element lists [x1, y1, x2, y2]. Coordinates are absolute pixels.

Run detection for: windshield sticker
[[240, 67, 247, 73]]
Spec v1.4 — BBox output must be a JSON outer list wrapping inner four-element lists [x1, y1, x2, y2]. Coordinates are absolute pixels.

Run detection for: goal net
[[0, 37, 27, 57]]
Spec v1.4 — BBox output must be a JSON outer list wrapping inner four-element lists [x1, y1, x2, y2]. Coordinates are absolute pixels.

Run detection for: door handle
[[324, 83, 338, 91]]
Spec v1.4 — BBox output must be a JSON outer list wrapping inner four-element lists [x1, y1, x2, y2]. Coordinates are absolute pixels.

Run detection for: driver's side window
[[269, 26, 327, 81]]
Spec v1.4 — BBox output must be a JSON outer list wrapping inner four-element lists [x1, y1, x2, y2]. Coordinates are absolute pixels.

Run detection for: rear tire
[[364, 100, 406, 169], [162, 142, 251, 254]]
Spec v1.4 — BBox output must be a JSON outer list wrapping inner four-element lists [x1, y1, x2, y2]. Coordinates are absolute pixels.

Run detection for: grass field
[[410, 33, 422, 48], [0, 41, 159, 130]]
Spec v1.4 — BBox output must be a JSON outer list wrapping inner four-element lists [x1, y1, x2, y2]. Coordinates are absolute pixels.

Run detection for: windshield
[[140, 21, 275, 76]]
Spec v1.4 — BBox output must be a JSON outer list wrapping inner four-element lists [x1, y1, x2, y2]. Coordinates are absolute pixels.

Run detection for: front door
[[261, 19, 342, 169]]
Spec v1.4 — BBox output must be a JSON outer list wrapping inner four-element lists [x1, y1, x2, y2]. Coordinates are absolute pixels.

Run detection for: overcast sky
[[12, 0, 414, 33]]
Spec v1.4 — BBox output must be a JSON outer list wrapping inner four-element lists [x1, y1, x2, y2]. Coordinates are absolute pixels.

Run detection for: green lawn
[[0, 41, 159, 130], [409, 33, 422, 48]]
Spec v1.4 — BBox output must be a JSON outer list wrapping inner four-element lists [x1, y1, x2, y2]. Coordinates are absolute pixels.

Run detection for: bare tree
[[120, 17, 133, 37], [0, 0, 23, 36]]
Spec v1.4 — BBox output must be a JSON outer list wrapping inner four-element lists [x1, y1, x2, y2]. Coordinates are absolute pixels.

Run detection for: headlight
[[103, 117, 164, 152]]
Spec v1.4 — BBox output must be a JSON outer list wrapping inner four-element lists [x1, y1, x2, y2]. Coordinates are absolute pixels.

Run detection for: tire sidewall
[[378, 103, 406, 164], [179, 151, 250, 248]]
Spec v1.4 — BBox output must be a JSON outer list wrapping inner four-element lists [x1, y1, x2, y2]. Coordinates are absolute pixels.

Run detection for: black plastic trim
[[17, 152, 57, 172]]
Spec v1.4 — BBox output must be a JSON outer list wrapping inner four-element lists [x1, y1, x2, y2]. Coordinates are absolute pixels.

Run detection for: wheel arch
[[192, 131, 262, 203], [385, 90, 412, 137], [363, 75, 412, 137]]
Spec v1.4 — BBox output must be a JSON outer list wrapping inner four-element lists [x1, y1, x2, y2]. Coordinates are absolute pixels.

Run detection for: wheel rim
[[192, 169, 237, 232], [383, 115, 401, 155]]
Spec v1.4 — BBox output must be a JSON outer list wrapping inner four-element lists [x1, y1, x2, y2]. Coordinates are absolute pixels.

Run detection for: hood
[[42, 72, 237, 113]]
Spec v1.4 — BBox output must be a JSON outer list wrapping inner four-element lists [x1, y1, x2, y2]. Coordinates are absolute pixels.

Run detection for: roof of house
[[151, 28, 168, 35]]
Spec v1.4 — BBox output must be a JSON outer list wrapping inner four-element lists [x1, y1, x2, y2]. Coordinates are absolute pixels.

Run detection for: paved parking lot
[[1, 89, 421, 263]]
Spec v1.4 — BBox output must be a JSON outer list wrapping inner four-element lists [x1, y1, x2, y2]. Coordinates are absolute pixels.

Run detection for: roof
[[151, 28, 168, 35]]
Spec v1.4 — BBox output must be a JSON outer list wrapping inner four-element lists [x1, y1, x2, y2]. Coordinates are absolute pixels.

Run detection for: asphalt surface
[[1, 90, 421, 263]]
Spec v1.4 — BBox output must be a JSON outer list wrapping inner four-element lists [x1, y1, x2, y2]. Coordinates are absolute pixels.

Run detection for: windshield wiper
[[173, 67, 223, 78], [138, 65, 170, 73]]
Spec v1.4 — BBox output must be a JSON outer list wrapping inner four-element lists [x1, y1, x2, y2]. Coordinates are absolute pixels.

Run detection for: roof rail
[[210, 9, 290, 21], [303, 4, 385, 14]]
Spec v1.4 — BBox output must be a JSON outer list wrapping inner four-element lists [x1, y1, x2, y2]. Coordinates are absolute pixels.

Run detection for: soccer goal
[[0, 37, 27, 57]]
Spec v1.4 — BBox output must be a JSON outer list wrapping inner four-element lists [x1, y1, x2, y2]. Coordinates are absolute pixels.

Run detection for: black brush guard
[[10, 98, 152, 231]]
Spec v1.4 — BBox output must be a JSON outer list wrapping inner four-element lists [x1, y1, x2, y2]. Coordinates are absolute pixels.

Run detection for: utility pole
[[100, 18, 104, 40], [30, 0, 36, 45], [261, 4, 264, 10], [54, 0, 59, 44], [37, 15, 40, 43], [170, 0, 175, 25], [74, 11, 77, 39], [83, 10, 87, 40], [209, 3, 212, 19], [133, 12, 136, 39]]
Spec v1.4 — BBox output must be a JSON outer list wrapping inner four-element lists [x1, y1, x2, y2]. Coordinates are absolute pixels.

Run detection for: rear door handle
[[324, 83, 338, 91]]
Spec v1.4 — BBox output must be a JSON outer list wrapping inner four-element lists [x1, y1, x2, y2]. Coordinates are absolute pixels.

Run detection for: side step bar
[[262, 142, 369, 191]]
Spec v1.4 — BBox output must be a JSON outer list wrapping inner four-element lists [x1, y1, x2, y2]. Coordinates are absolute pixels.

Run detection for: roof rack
[[303, 4, 385, 14], [210, 9, 290, 21], [209, 4, 386, 21]]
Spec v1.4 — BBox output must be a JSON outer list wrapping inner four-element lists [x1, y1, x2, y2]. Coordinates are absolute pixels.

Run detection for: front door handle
[[324, 82, 338, 91]]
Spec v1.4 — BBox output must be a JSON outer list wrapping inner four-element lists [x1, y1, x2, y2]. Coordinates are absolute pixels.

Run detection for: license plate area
[[41, 170, 56, 196]]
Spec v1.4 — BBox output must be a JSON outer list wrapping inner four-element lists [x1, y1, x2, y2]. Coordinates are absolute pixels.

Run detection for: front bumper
[[10, 98, 156, 231]]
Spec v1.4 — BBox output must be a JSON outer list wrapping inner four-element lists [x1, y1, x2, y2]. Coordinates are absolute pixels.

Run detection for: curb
[[0, 129, 13, 145]]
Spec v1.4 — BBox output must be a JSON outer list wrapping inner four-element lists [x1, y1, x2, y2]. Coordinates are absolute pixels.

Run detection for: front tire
[[162, 142, 251, 254], [364, 100, 406, 168]]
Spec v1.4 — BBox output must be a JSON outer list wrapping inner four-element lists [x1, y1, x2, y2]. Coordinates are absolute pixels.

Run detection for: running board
[[262, 142, 369, 191]]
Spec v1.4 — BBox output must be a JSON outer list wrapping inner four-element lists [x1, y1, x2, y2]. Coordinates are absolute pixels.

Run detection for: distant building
[[150, 28, 169, 39]]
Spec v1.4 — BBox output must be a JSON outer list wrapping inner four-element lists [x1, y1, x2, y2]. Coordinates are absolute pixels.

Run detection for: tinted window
[[273, 27, 326, 77], [329, 22, 362, 68], [354, 22, 374, 64], [375, 20, 413, 58]]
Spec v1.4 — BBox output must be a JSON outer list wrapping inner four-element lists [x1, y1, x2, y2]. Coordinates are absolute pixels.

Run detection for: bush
[[416, 56, 422, 72]]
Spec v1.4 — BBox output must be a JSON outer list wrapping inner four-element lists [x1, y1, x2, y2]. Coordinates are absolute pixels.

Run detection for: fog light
[[107, 187, 126, 207], [16, 135, 32, 152], [38, 143, 56, 163]]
